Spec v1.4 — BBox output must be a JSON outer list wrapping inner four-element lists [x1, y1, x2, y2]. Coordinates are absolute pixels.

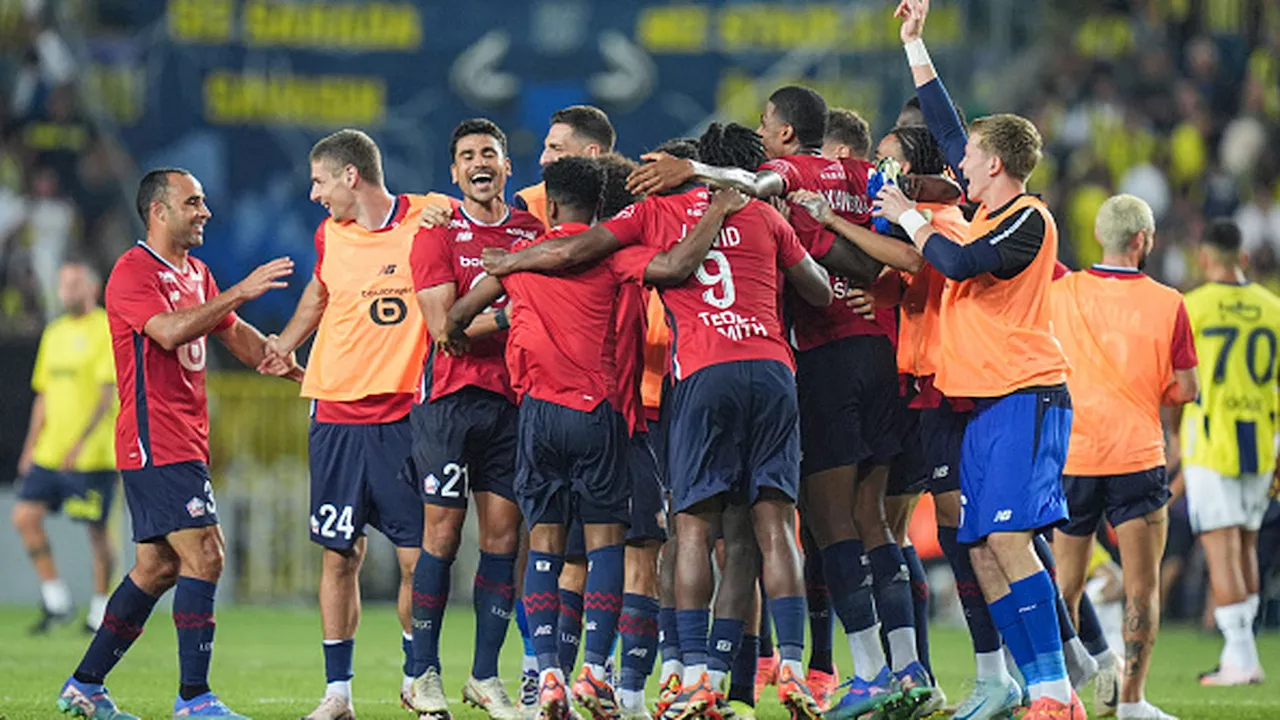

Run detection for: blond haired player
[[1051, 194, 1199, 720]]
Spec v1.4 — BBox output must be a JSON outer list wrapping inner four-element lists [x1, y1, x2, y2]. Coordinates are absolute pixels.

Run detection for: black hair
[[542, 156, 603, 216], [698, 122, 766, 173], [768, 85, 827, 149], [549, 105, 616, 152], [135, 167, 192, 227], [654, 137, 700, 161], [450, 118, 508, 159], [1203, 218, 1243, 254], [593, 153, 640, 218], [888, 125, 947, 176]]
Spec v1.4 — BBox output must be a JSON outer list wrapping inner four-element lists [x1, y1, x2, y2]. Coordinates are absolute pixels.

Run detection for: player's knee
[[624, 545, 660, 596], [478, 523, 519, 555], [134, 555, 181, 593], [422, 511, 464, 559], [11, 502, 41, 533], [323, 545, 364, 577], [933, 491, 962, 528]]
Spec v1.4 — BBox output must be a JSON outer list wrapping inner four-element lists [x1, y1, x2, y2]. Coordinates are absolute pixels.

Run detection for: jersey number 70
[[1203, 325, 1277, 385]]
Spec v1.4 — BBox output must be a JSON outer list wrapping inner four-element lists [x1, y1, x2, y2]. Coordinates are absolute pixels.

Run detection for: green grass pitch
[[0, 605, 1276, 719]]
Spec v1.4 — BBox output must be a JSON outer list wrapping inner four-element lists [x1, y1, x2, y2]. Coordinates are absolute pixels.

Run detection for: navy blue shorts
[[666, 360, 800, 512], [410, 387, 518, 508], [309, 418, 422, 550], [566, 430, 668, 557], [121, 461, 219, 543], [796, 335, 901, 477], [888, 403, 929, 497], [1061, 467, 1170, 536], [919, 401, 968, 495], [18, 466, 117, 527], [516, 398, 629, 528], [958, 387, 1072, 544]]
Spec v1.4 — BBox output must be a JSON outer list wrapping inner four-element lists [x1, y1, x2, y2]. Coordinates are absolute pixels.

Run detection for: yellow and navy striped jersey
[[1182, 281, 1280, 476], [31, 308, 117, 471]]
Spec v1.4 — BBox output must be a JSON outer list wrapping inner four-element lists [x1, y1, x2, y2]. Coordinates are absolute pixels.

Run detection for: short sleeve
[[412, 226, 456, 291], [610, 245, 663, 284], [206, 271, 238, 333], [105, 260, 170, 334], [759, 158, 799, 193], [1170, 301, 1198, 370], [765, 206, 809, 269], [313, 223, 326, 282], [601, 201, 652, 248], [31, 329, 50, 392], [1053, 260, 1070, 280], [93, 316, 115, 385]]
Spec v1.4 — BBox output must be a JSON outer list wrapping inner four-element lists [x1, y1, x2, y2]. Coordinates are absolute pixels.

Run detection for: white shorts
[[1184, 465, 1272, 533]]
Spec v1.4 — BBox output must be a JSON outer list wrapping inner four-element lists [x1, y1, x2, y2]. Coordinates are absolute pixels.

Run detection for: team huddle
[[40, 2, 1274, 720]]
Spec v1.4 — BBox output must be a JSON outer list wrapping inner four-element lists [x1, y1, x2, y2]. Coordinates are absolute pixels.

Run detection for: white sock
[[886, 627, 919, 673], [403, 675, 414, 691], [1246, 593, 1260, 622], [326, 680, 352, 700], [682, 663, 707, 687], [585, 662, 608, 681], [660, 659, 683, 681], [975, 650, 1008, 680], [780, 658, 804, 680], [707, 669, 727, 693], [41, 579, 72, 614], [1215, 602, 1260, 670], [849, 626, 888, 681], [618, 688, 646, 710], [87, 594, 108, 630], [523, 654, 539, 674], [1040, 676, 1072, 705]]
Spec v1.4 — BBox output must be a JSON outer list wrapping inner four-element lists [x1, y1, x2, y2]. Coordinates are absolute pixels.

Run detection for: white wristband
[[898, 209, 929, 239], [904, 38, 931, 67]]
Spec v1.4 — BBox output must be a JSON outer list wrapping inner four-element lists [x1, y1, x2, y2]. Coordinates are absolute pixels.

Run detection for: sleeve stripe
[[986, 207, 1037, 246]]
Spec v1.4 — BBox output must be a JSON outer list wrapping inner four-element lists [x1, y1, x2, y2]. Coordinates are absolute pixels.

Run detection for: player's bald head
[[310, 129, 384, 186], [136, 168, 194, 227]]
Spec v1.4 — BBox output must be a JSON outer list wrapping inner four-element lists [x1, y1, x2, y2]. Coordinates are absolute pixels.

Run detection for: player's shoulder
[[1133, 273, 1185, 303], [405, 192, 458, 212], [508, 208, 546, 231], [107, 244, 159, 285]]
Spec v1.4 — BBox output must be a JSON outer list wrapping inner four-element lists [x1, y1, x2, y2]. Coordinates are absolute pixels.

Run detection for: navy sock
[[411, 550, 452, 674], [323, 639, 355, 683], [823, 539, 878, 634], [473, 552, 515, 679], [989, 595, 1039, 687], [676, 608, 710, 667], [1010, 572, 1068, 684], [1076, 593, 1110, 656], [558, 589, 584, 673], [939, 526, 1001, 654], [516, 599, 536, 656], [867, 544, 913, 634], [75, 576, 158, 684], [402, 632, 413, 677], [583, 544, 624, 667], [707, 618, 745, 674], [758, 589, 774, 656], [729, 634, 759, 705], [525, 551, 565, 672], [1032, 534, 1079, 644], [619, 594, 659, 692], [769, 595, 807, 663], [805, 549, 834, 673], [903, 546, 932, 677], [658, 606, 680, 663], [173, 576, 217, 695]]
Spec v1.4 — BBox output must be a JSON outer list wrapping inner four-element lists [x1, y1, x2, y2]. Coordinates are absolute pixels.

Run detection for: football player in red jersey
[[57, 168, 297, 720]]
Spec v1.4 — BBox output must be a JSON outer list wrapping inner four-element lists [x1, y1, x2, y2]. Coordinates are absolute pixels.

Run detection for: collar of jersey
[[1087, 264, 1143, 279], [135, 240, 189, 274], [460, 204, 511, 227]]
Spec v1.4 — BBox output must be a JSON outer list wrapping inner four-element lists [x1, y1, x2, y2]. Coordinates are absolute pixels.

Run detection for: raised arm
[[897, 0, 967, 180], [626, 153, 785, 199], [143, 257, 293, 352], [482, 225, 622, 278]]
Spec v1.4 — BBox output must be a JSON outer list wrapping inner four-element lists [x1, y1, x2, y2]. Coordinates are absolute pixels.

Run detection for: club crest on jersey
[[186, 497, 207, 518], [423, 473, 440, 494]]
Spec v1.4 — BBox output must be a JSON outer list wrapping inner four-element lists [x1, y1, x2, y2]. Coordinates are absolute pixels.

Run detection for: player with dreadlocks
[[481, 122, 834, 720]]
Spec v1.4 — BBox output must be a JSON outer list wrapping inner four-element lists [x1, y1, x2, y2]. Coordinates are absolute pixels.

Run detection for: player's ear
[[344, 164, 358, 189], [450, 163, 459, 187], [504, 156, 512, 175], [780, 123, 795, 146]]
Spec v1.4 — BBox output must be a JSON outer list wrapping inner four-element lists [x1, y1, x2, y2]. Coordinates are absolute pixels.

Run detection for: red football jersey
[[411, 205, 543, 403], [612, 281, 648, 434], [760, 153, 890, 349], [503, 222, 653, 413], [604, 189, 808, 380], [105, 243, 237, 470]]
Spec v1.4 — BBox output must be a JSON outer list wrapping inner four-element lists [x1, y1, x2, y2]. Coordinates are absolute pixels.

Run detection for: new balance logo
[[894, 565, 910, 583], [994, 509, 1013, 522], [413, 619, 432, 629], [535, 560, 552, 572], [933, 465, 950, 479], [534, 624, 553, 637], [379, 264, 398, 275], [627, 647, 649, 658], [585, 621, 598, 632], [715, 640, 733, 652]]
